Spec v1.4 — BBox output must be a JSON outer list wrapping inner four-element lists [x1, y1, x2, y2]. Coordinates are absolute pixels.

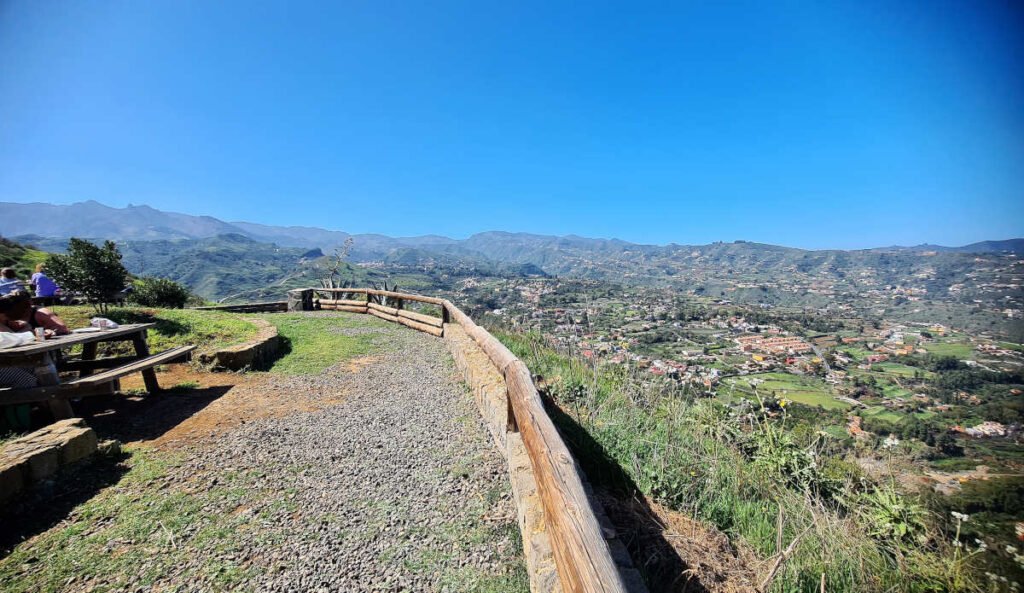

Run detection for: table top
[[0, 323, 155, 360]]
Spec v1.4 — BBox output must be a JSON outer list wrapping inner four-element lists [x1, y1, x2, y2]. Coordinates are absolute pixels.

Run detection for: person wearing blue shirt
[[30, 264, 59, 298], [0, 268, 23, 295]]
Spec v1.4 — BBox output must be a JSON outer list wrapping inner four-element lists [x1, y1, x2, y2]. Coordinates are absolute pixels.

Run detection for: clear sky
[[1, 1, 1021, 249]]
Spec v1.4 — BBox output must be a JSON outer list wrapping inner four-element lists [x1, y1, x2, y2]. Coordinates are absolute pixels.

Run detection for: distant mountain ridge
[[2, 200, 1018, 257]]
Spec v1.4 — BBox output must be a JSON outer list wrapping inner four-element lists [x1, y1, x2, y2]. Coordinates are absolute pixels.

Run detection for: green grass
[[496, 331, 970, 593], [722, 372, 850, 410], [929, 457, 980, 471], [922, 341, 974, 359], [861, 406, 903, 424], [256, 312, 386, 375], [51, 305, 259, 357], [872, 362, 931, 379], [0, 448, 260, 593]]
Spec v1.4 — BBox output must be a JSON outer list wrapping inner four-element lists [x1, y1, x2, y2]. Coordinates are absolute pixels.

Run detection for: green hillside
[[0, 237, 48, 280]]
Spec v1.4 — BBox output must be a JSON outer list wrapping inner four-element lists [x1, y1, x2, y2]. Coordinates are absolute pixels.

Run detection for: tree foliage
[[46, 238, 128, 313], [128, 277, 192, 309]]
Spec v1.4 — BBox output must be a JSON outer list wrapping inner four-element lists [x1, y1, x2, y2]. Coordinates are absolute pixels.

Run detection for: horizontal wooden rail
[[290, 288, 629, 593], [193, 301, 288, 313], [441, 299, 627, 593]]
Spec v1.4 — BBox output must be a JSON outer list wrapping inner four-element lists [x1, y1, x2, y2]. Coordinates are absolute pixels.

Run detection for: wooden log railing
[[294, 288, 628, 593]]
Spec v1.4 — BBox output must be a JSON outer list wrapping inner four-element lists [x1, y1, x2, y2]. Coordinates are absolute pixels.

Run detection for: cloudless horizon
[[1, 1, 1022, 249]]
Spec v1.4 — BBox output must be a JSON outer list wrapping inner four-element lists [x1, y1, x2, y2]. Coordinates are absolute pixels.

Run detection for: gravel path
[[180, 319, 525, 592], [2, 315, 527, 593]]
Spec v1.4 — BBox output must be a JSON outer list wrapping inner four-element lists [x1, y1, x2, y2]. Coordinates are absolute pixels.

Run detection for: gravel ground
[[179, 322, 525, 592], [2, 316, 527, 593]]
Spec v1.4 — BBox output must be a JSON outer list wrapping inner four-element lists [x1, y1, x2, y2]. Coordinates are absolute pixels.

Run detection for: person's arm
[[34, 308, 70, 335], [2, 319, 31, 333]]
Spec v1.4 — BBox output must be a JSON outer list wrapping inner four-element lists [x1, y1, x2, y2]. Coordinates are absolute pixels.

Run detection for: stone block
[[0, 457, 27, 503], [0, 417, 99, 502]]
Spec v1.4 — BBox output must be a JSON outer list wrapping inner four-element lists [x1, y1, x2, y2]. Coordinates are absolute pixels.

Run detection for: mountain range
[[2, 200, 1021, 259], [2, 201, 1022, 318]]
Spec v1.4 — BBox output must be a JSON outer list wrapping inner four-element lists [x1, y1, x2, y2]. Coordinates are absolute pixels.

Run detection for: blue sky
[[1, 1, 1021, 249]]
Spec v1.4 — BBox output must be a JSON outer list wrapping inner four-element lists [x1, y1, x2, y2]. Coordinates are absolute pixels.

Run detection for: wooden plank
[[368, 309, 399, 321], [505, 360, 628, 593], [60, 356, 141, 373], [69, 345, 195, 388], [0, 323, 157, 360], [322, 298, 366, 307], [336, 305, 368, 313], [193, 301, 287, 312], [0, 382, 116, 405], [367, 289, 444, 305], [368, 302, 400, 316], [395, 315, 443, 337], [397, 309, 443, 328], [444, 300, 518, 372], [313, 288, 369, 294]]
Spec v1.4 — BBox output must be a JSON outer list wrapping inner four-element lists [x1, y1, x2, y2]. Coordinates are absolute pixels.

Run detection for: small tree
[[46, 238, 128, 313], [319, 237, 355, 289]]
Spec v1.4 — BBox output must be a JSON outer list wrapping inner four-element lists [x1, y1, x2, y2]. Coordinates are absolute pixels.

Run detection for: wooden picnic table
[[0, 323, 194, 420]]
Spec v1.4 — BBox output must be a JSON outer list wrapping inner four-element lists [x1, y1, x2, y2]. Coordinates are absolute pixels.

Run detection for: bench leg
[[78, 342, 99, 378], [37, 353, 74, 419], [132, 335, 162, 393]]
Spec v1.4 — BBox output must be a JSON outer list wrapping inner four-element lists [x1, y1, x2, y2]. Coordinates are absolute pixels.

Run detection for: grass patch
[[257, 312, 385, 375], [51, 305, 259, 357], [862, 406, 903, 424], [922, 341, 974, 359], [496, 330, 971, 593], [722, 373, 850, 410], [0, 447, 258, 593]]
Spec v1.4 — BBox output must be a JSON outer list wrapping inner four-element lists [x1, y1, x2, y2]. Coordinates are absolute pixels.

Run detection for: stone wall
[[0, 418, 98, 503], [444, 322, 563, 593]]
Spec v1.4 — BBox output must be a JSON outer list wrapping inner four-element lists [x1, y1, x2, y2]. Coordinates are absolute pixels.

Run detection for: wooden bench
[[0, 345, 195, 407], [67, 345, 195, 389]]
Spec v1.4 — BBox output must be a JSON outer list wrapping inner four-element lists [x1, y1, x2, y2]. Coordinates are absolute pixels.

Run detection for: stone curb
[[199, 318, 281, 371]]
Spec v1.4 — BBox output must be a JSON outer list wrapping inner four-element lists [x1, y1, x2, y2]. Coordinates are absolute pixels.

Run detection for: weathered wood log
[[320, 298, 366, 307], [314, 288, 369, 294], [336, 305, 368, 313], [367, 308, 399, 323], [368, 302, 400, 316], [396, 315, 443, 337], [397, 309, 443, 328], [368, 289, 444, 305], [505, 360, 628, 593], [442, 301, 518, 371]]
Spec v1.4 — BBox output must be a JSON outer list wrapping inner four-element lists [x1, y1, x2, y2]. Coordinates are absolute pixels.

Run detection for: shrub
[[128, 277, 192, 309]]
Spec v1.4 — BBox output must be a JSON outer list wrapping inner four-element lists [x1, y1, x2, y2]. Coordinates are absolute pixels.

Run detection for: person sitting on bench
[[30, 264, 61, 300], [0, 268, 23, 296], [0, 291, 70, 336]]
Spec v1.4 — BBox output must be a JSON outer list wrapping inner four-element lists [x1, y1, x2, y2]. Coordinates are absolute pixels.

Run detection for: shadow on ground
[[544, 397, 711, 593], [74, 385, 233, 443], [0, 450, 129, 556]]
